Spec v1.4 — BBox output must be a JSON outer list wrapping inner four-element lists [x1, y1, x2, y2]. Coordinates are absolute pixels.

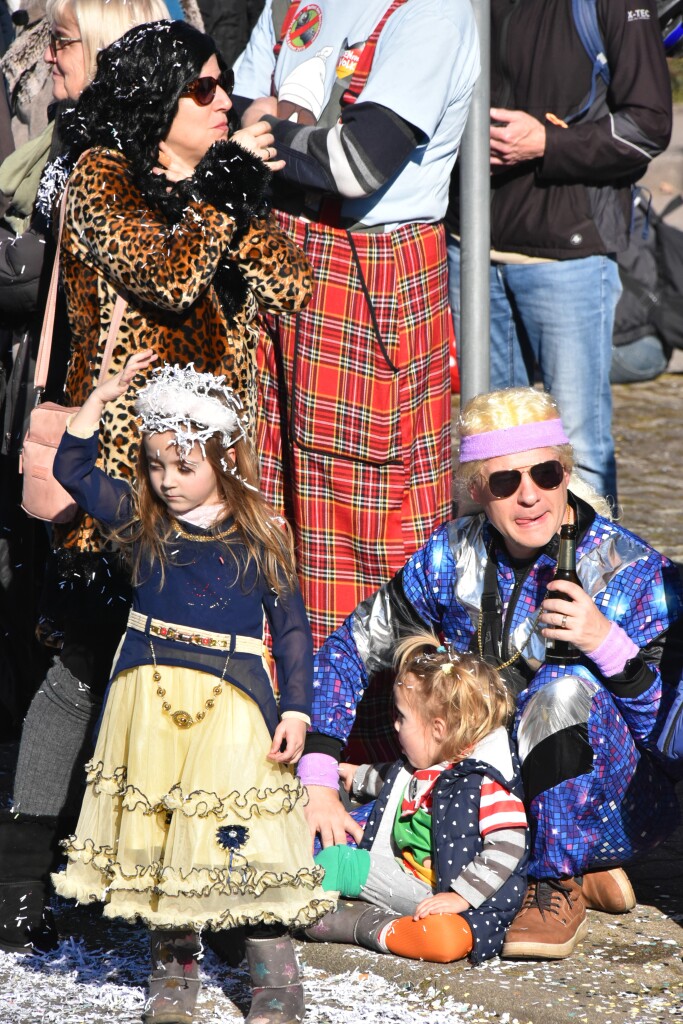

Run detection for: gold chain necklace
[[477, 605, 543, 670], [170, 518, 237, 543], [149, 637, 231, 729], [477, 506, 573, 670]]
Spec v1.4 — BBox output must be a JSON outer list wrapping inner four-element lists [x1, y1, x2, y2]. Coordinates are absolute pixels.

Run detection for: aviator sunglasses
[[183, 68, 234, 106], [484, 459, 565, 499]]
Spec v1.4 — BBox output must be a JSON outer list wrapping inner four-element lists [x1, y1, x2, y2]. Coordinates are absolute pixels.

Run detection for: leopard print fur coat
[[57, 141, 312, 553]]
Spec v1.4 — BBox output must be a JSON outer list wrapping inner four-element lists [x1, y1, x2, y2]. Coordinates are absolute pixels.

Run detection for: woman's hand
[[541, 581, 612, 655], [153, 141, 197, 184], [412, 891, 471, 920], [233, 121, 286, 171], [267, 717, 307, 764], [69, 349, 158, 436]]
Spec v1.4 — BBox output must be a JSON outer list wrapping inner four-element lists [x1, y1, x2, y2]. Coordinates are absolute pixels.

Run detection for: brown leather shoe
[[580, 868, 636, 914], [501, 878, 588, 960]]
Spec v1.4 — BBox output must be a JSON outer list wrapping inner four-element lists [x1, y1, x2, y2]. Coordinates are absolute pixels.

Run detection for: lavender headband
[[459, 419, 571, 463]]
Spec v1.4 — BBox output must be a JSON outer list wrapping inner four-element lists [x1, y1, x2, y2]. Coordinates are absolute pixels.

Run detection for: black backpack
[[615, 196, 683, 352]]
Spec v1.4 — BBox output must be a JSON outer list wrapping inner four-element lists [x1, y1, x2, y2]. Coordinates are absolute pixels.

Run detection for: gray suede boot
[[304, 900, 398, 952], [143, 930, 201, 1023], [244, 934, 304, 1024]]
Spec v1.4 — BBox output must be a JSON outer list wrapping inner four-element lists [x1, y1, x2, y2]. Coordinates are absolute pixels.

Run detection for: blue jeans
[[610, 334, 669, 384], [448, 241, 621, 502]]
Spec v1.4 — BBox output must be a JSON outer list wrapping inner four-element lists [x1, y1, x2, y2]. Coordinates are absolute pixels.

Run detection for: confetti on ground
[[0, 917, 480, 1024]]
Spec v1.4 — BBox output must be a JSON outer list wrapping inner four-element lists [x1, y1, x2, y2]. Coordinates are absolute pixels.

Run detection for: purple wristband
[[589, 621, 639, 677], [297, 752, 339, 789]]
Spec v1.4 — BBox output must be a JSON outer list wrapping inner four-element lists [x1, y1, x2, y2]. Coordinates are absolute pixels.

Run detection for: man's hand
[[541, 581, 612, 655], [242, 96, 278, 127], [303, 785, 364, 850], [490, 108, 546, 166]]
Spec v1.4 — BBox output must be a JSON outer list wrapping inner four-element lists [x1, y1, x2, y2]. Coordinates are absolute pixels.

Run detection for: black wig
[[67, 20, 240, 220]]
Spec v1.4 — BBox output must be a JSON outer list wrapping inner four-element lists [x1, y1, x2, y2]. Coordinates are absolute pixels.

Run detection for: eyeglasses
[[182, 69, 234, 106], [48, 31, 82, 57], [484, 459, 565, 499]]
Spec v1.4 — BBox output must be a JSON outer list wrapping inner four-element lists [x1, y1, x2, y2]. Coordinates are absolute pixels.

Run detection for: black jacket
[[446, 0, 672, 259]]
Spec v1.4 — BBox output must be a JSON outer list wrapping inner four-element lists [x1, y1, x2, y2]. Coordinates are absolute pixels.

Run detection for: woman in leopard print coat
[[59, 18, 312, 557]]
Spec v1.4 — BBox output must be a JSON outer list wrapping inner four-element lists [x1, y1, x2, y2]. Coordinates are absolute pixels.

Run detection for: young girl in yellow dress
[[51, 349, 333, 1024]]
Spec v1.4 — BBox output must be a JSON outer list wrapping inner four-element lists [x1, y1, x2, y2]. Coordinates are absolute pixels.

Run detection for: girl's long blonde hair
[[109, 430, 298, 596], [394, 631, 512, 762]]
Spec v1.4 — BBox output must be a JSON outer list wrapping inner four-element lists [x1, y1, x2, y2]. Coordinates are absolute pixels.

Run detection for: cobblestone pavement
[[612, 368, 683, 566]]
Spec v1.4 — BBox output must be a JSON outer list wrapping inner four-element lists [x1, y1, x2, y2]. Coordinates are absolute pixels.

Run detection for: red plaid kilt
[[257, 213, 452, 648]]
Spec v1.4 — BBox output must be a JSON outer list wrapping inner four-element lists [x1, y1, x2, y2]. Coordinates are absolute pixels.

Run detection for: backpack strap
[[567, 0, 611, 123], [340, 0, 409, 108]]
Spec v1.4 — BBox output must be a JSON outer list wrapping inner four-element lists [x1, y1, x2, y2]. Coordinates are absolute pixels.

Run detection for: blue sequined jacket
[[310, 495, 683, 760]]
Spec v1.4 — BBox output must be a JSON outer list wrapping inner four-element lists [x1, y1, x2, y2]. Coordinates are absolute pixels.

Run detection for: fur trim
[[180, 0, 205, 30], [0, 20, 49, 89], [186, 140, 271, 237]]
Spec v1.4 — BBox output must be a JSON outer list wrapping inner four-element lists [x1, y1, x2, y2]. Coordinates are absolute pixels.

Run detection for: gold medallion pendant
[[171, 710, 195, 729], [148, 637, 231, 728]]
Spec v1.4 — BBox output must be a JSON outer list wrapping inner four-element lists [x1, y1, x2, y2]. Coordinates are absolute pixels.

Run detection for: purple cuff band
[[589, 621, 639, 678], [297, 752, 339, 789], [459, 419, 571, 462]]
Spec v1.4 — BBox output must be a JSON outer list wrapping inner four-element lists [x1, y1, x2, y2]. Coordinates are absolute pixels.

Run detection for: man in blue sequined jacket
[[298, 386, 683, 961]]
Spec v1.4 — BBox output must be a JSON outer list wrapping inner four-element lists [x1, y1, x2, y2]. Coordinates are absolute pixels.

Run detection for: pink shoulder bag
[[20, 177, 127, 523]]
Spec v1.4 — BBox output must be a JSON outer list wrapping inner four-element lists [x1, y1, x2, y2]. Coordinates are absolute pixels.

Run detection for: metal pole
[[459, 0, 491, 406]]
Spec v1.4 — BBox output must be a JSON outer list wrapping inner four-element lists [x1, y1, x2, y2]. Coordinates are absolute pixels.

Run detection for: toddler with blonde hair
[[306, 633, 528, 963]]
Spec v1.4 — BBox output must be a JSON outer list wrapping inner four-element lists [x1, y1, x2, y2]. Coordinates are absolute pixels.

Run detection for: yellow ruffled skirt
[[52, 664, 334, 931]]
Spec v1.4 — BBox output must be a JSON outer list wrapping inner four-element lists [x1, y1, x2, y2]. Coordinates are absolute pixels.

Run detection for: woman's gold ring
[[561, 614, 568, 629]]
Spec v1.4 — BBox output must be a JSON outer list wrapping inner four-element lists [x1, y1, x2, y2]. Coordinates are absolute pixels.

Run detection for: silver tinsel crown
[[134, 363, 247, 458]]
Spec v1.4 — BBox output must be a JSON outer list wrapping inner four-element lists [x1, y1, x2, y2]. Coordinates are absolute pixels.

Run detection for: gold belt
[[126, 610, 264, 655]]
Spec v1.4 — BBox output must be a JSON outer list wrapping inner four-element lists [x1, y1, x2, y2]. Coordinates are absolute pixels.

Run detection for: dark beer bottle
[[545, 523, 582, 664]]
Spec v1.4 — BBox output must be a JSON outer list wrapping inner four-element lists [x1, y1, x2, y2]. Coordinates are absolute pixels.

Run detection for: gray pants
[[12, 657, 103, 818], [359, 767, 432, 916]]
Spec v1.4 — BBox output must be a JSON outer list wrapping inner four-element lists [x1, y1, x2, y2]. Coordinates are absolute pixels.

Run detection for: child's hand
[[95, 349, 158, 406], [267, 717, 307, 765], [69, 349, 158, 437], [154, 141, 198, 183], [338, 762, 359, 794], [412, 891, 471, 920]]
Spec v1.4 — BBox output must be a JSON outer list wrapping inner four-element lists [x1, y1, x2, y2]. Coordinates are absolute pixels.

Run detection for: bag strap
[[34, 154, 127, 395], [340, 0, 409, 109], [566, 0, 610, 124], [271, 0, 302, 92]]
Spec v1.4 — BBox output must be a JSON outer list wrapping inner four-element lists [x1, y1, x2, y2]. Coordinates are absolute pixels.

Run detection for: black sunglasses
[[484, 459, 565, 499], [183, 68, 234, 106]]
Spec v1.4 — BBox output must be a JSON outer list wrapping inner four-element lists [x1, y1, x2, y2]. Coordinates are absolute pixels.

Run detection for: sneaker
[[501, 878, 589, 960], [580, 868, 636, 914]]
